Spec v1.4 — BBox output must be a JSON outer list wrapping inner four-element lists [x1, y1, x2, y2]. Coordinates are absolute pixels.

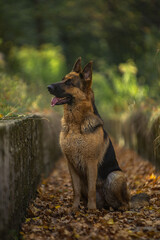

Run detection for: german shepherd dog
[[47, 58, 149, 210]]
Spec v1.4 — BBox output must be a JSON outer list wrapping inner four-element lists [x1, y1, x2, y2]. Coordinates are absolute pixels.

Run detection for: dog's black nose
[[47, 84, 54, 93]]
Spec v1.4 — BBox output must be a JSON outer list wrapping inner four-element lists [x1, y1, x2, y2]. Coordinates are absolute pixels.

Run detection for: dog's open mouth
[[51, 96, 71, 107]]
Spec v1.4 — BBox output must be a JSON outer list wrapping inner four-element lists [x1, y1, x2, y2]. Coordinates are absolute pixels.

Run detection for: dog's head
[[47, 57, 94, 107]]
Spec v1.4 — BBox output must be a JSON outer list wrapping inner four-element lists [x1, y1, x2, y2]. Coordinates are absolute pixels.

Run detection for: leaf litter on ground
[[20, 145, 160, 240]]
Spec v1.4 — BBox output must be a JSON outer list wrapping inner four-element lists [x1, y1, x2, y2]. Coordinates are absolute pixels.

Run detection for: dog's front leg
[[68, 161, 81, 209], [87, 161, 97, 210]]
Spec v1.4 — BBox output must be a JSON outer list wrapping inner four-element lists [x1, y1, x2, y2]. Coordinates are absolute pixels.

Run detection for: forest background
[[0, 0, 160, 118]]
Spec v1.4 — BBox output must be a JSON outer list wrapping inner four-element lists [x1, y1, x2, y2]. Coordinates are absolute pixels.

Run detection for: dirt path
[[20, 146, 160, 240]]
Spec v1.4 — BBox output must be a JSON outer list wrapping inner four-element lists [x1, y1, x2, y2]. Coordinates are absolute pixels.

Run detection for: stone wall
[[104, 111, 160, 171], [0, 112, 62, 239]]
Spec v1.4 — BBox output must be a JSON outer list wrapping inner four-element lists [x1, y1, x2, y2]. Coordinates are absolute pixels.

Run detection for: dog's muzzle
[[47, 84, 72, 107]]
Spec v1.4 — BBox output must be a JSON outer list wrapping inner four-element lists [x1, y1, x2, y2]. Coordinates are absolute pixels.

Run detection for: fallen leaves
[[20, 146, 160, 240]]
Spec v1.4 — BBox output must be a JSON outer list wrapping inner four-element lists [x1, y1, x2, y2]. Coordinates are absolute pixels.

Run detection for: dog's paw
[[71, 201, 80, 213], [69, 206, 80, 215], [87, 202, 96, 210], [72, 206, 79, 211], [72, 201, 80, 209]]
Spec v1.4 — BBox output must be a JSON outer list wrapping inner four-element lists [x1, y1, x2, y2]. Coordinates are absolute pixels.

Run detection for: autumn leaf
[[55, 205, 61, 209], [107, 218, 114, 225]]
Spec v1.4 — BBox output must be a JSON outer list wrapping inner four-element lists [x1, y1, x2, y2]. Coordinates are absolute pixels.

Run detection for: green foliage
[[0, 73, 28, 116], [5, 44, 67, 114], [93, 60, 148, 117], [1, 0, 160, 92], [0, 44, 67, 117], [9, 44, 66, 86], [0, 71, 55, 117], [0, 0, 159, 117]]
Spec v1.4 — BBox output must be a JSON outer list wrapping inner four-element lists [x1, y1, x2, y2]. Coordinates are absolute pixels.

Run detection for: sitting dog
[[48, 57, 149, 210]]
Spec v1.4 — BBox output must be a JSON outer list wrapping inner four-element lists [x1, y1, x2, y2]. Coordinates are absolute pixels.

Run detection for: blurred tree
[[0, 0, 36, 54], [0, 0, 160, 91]]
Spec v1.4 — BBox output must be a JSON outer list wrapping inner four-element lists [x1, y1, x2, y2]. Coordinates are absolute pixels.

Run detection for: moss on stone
[[0, 112, 62, 239]]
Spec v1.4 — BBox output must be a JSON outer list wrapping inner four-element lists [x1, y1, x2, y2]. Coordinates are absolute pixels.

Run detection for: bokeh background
[[0, 0, 160, 118]]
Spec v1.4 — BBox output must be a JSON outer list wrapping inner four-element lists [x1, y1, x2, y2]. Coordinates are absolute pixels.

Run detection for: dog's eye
[[65, 79, 73, 86]]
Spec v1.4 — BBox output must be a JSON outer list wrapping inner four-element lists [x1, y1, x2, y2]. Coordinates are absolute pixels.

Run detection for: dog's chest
[[60, 130, 86, 169], [60, 122, 105, 170]]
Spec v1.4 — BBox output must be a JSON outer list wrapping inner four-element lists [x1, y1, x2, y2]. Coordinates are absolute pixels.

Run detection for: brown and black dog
[[47, 57, 149, 210]]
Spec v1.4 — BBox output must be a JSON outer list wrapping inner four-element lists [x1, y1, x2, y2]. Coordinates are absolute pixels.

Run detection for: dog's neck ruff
[[63, 101, 94, 125]]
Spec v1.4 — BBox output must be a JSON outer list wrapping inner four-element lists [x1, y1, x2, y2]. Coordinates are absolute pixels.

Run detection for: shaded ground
[[20, 146, 160, 240]]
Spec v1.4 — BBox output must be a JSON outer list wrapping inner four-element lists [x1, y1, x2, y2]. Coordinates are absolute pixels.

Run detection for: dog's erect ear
[[72, 57, 82, 73], [82, 61, 93, 88]]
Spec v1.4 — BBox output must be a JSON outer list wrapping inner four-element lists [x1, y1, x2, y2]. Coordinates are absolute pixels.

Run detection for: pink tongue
[[51, 97, 59, 107]]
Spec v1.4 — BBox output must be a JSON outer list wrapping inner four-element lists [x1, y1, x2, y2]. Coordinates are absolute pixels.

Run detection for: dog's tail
[[103, 171, 150, 210], [130, 193, 150, 209]]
